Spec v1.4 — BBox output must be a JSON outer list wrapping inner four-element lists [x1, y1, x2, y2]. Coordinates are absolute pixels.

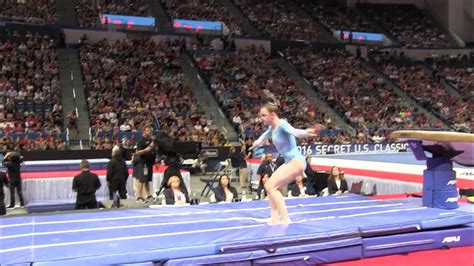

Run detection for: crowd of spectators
[[79, 37, 228, 148], [193, 46, 335, 144], [435, 61, 473, 132], [359, 4, 451, 48], [0, 133, 66, 151], [294, 0, 377, 33], [75, 0, 152, 28], [0, 37, 63, 137], [0, 0, 58, 24], [284, 47, 442, 132], [377, 57, 469, 132], [429, 55, 473, 100], [163, 0, 245, 36], [233, 0, 326, 42]]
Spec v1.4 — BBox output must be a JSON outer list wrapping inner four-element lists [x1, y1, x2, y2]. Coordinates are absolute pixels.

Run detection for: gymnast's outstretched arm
[[280, 121, 317, 138], [250, 127, 272, 149]]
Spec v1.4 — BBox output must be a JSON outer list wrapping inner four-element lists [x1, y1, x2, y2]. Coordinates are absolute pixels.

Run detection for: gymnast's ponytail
[[261, 89, 280, 116]]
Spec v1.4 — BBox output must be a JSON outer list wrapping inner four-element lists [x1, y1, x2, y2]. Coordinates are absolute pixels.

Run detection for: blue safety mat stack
[[1, 195, 473, 265]]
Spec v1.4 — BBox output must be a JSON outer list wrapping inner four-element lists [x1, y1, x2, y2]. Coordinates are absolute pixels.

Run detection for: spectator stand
[[89, 130, 142, 150], [0, 36, 65, 148], [375, 57, 469, 130], [0, 0, 58, 25], [162, 0, 246, 36], [0, 132, 67, 151], [192, 48, 331, 146], [232, 0, 333, 43], [358, 3, 455, 48], [74, 0, 153, 30], [283, 46, 443, 136]]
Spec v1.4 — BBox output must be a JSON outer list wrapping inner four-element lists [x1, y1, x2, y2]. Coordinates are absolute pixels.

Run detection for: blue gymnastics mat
[[1, 195, 473, 265]]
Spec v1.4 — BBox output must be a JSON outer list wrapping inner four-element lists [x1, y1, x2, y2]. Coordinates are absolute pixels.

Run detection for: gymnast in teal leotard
[[250, 100, 324, 224], [253, 120, 308, 168]]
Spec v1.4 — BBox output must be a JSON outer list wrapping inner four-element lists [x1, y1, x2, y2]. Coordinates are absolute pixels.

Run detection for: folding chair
[[350, 180, 363, 194], [199, 162, 225, 197], [363, 183, 377, 196]]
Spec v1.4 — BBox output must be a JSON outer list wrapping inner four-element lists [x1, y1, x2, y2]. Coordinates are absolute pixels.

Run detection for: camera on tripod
[[4, 151, 23, 164], [152, 130, 201, 161]]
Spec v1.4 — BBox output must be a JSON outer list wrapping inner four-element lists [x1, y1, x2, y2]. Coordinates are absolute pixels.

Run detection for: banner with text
[[254, 142, 409, 158]]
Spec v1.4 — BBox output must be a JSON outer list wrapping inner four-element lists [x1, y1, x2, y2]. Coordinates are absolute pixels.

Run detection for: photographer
[[3, 151, 25, 208]]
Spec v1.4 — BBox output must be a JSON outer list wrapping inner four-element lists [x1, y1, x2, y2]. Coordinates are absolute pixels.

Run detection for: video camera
[[4, 151, 23, 164], [152, 130, 201, 164]]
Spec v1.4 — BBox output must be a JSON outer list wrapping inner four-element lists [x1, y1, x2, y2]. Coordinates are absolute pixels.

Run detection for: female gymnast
[[250, 94, 324, 224]]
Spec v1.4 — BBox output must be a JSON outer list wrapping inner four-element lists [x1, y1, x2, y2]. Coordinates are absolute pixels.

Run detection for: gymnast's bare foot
[[280, 217, 292, 224], [267, 217, 280, 225]]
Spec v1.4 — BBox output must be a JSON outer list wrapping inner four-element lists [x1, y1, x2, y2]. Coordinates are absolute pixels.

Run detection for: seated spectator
[[288, 175, 316, 197], [233, 0, 328, 42], [295, 0, 377, 33], [193, 47, 332, 142], [359, 4, 451, 48], [328, 166, 348, 195], [256, 153, 275, 180], [304, 156, 318, 191], [214, 174, 238, 202], [0, 0, 58, 24], [379, 58, 468, 128], [284, 46, 442, 131], [257, 172, 271, 200], [163, 175, 189, 205], [0, 38, 63, 138], [160, 155, 188, 195], [80, 39, 227, 147]]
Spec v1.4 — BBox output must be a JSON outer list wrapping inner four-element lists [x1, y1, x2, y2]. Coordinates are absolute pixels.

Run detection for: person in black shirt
[[288, 175, 316, 197], [0, 169, 9, 215], [3, 151, 25, 208], [106, 146, 129, 200], [256, 153, 276, 181], [72, 160, 101, 209], [135, 127, 156, 200], [303, 156, 320, 194], [257, 172, 271, 200]]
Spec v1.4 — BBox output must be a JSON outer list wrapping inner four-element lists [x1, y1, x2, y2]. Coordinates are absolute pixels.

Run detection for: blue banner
[[253, 142, 409, 158], [100, 14, 155, 27], [173, 19, 222, 32], [339, 30, 384, 42]]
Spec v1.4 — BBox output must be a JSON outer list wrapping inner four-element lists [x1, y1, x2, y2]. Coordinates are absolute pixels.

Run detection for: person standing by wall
[[3, 152, 25, 209], [106, 146, 129, 200], [135, 127, 156, 201]]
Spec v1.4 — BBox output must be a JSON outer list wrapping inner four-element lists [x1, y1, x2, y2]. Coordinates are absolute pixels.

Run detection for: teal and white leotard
[[254, 120, 308, 168]]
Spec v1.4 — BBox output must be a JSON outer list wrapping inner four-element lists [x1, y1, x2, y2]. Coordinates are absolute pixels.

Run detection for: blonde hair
[[112, 145, 121, 157], [167, 175, 181, 187]]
